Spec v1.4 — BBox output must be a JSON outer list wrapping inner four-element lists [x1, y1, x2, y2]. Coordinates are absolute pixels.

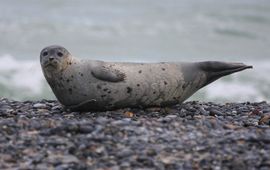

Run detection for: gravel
[[0, 98, 270, 169]]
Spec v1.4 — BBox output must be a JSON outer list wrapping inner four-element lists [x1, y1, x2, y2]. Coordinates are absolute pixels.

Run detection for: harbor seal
[[40, 45, 252, 111]]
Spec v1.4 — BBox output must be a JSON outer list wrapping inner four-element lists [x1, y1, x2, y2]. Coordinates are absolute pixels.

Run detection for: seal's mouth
[[44, 61, 58, 69]]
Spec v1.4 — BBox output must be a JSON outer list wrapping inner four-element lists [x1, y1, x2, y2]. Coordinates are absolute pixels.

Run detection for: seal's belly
[[53, 62, 203, 110], [56, 64, 200, 109], [83, 64, 188, 108]]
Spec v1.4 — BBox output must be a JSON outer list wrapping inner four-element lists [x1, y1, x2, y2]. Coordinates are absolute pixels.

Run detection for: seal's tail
[[198, 61, 253, 87]]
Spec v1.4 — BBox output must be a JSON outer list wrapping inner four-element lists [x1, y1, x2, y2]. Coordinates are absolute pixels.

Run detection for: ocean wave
[[0, 55, 49, 100], [201, 80, 265, 102]]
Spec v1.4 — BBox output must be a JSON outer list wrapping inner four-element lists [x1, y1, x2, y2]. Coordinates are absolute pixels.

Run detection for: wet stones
[[0, 98, 269, 169]]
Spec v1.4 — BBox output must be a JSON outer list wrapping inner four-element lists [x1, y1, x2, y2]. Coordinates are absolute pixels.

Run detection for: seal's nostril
[[49, 57, 54, 61]]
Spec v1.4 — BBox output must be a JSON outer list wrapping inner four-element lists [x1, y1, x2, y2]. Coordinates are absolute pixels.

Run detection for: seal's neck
[[60, 56, 75, 71], [43, 68, 61, 80]]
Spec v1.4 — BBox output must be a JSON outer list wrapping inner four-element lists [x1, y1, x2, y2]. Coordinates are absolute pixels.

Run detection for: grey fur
[[40, 45, 252, 111]]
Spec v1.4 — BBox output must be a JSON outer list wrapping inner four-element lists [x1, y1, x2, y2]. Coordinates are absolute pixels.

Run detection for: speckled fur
[[40, 45, 252, 111]]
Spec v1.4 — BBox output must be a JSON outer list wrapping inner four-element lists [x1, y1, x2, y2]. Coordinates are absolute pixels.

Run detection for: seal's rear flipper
[[198, 61, 253, 87]]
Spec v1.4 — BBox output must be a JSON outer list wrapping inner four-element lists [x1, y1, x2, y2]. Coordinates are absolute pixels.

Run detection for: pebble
[[0, 98, 269, 169], [33, 103, 47, 109], [209, 109, 223, 116], [259, 113, 270, 125]]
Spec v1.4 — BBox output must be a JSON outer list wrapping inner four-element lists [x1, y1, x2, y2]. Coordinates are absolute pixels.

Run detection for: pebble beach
[[0, 98, 270, 169]]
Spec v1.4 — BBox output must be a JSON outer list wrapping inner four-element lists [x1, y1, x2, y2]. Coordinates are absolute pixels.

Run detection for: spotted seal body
[[40, 45, 252, 111]]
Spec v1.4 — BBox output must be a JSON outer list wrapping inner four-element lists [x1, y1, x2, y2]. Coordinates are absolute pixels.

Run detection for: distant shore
[[0, 98, 269, 169]]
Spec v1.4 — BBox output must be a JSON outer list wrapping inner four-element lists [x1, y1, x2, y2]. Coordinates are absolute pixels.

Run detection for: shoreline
[[0, 98, 270, 169]]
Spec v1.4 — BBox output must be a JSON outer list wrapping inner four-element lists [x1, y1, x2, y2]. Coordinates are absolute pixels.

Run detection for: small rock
[[259, 113, 270, 125], [124, 111, 134, 118], [209, 109, 222, 116], [223, 124, 239, 129], [146, 148, 157, 156], [47, 154, 79, 164], [52, 105, 62, 110], [33, 103, 47, 109], [249, 109, 262, 116]]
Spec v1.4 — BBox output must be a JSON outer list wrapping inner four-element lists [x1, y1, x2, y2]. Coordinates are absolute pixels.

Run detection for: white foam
[[204, 80, 264, 102], [0, 55, 44, 94]]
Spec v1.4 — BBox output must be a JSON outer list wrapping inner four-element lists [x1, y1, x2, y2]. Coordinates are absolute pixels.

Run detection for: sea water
[[0, 0, 269, 102]]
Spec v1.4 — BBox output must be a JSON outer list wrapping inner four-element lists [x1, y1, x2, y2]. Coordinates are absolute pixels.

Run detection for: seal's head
[[40, 45, 72, 72]]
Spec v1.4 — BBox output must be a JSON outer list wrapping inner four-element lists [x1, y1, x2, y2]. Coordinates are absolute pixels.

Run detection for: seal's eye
[[43, 51, 48, 57], [57, 52, 63, 57]]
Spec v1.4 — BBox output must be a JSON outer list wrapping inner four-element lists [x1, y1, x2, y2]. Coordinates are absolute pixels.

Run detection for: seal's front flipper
[[198, 61, 253, 87], [91, 65, 126, 82], [66, 99, 97, 112]]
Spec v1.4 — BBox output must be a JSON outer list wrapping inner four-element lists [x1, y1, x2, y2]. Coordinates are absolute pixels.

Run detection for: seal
[[40, 45, 252, 111]]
